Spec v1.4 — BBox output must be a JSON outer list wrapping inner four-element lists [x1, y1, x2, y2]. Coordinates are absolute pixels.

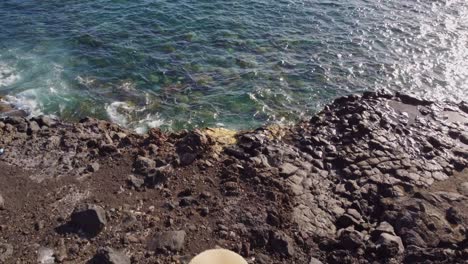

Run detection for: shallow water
[[0, 0, 467, 132]]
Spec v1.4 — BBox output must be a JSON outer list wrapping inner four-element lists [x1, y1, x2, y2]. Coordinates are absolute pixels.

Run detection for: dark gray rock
[[269, 231, 295, 257], [92, 247, 130, 264], [70, 204, 107, 237], [147, 230, 186, 252]]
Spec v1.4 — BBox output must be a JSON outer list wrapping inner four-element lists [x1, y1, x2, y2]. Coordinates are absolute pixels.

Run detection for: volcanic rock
[[147, 230, 186, 252], [70, 204, 107, 237]]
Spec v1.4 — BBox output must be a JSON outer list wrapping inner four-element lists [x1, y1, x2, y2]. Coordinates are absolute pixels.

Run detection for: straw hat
[[189, 249, 248, 264]]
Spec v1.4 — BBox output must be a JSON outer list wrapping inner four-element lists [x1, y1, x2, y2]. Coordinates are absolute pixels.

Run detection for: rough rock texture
[[0, 91, 467, 263]]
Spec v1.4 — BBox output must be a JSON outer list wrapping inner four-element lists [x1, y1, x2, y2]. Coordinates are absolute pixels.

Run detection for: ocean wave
[[0, 63, 20, 87]]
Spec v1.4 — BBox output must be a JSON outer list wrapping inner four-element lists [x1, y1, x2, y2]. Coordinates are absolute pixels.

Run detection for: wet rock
[[70, 204, 107, 237], [279, 163, 299, 177], [147, 230, 186, 252], [376, 233, 404, 257], [91, 247, 130, 264], [0, 243, 13, 262], [268, 231, 295, 257], [134, 156, 155, 175]]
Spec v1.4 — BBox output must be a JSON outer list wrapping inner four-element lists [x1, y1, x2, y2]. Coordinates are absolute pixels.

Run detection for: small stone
[[279, 163, 299, 177], [87, 162, 100, 173], [92, 247, 130, 264], [0, 194, 4, 210], [35, 221, 45, 231], [70, 204, 107, 237], [37, 247, 54, 264], [268, 231, 295, 257], [127, 175, 144, 189], [200, 207, 209, 217], [147, 230, 186, 252]]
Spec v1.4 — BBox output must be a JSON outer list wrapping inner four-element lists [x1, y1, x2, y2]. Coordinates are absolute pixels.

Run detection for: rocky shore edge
[[0, 90, 467, 264]]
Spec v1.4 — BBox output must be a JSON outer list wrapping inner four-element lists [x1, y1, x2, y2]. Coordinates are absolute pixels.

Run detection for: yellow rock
[[203, 127, 237, 153]]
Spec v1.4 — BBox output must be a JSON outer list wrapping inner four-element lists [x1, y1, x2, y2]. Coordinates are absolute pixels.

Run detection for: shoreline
[[0, 90, 467, 263]]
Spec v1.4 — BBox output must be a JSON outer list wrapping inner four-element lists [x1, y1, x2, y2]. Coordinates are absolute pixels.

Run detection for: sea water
[[0, 0, 467, 132]]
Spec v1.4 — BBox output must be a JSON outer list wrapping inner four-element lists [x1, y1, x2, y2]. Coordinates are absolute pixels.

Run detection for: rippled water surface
[[1, 0, 467, 131]]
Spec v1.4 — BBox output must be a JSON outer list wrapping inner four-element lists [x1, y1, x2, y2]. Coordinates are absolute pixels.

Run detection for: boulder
[[70, 204, 107, 237], [147, 230, 186, 252]]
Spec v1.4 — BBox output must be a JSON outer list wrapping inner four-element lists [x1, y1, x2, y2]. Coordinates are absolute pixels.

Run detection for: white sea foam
[[106, 101, 164, 134], [0, 63, 20, 87], [5, 89, 43, 117], [105, 101, 133, 126]]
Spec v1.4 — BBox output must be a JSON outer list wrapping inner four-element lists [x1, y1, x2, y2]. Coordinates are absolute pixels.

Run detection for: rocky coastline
[[0, 91, 467, 263]]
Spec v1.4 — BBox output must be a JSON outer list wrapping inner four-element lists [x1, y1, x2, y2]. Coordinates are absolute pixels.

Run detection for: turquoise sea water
[[0, 0, 467, 132]]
